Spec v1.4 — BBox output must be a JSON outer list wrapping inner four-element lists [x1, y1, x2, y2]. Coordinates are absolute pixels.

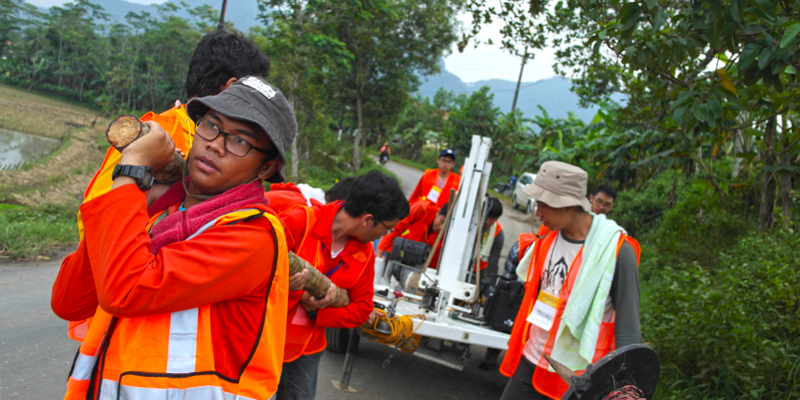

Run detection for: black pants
[[499, 357, 549, 400], [277, 351, 324, 400]]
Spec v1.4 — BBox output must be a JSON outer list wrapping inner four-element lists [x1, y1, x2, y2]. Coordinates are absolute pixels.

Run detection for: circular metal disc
[[561, 344, 660, 400]]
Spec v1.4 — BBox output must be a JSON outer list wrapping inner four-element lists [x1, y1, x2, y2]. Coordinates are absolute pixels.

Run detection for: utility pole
[[218, 0, 229, 31], [511, 48, 530, 113]]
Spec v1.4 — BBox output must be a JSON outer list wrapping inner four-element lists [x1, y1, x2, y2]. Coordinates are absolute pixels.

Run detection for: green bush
[[612, 170, 686, 240], [645, 230, 800, 399], [0, 204, 78, 259]]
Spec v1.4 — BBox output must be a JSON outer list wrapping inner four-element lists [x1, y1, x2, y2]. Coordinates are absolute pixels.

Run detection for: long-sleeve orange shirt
[[279, 202, 374, 329], [377, 200, 443, 269], [51, 184, 287, 379]]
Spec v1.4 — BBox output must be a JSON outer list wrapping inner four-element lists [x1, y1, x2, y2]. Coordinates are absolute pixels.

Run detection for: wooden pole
[[218, 0, 229, 31]]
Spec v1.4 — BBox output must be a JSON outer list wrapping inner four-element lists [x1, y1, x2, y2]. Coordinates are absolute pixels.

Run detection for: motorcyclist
[[379, 142, 391, 163]]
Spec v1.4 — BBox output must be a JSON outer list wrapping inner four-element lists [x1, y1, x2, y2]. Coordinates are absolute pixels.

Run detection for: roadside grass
[[0, 203, 78, 259], [487, 188, 512, 204]]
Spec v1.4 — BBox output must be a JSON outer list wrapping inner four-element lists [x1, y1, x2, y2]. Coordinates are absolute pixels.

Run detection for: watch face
[[141, 169, 155, 190]]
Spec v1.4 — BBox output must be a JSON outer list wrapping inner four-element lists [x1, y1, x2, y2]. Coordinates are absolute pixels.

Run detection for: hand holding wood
[[106, 115, 185, 184], [289, 251, 350, 308]]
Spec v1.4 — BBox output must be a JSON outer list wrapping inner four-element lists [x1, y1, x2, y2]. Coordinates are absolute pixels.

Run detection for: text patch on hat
[[242, 76, 277, 100]]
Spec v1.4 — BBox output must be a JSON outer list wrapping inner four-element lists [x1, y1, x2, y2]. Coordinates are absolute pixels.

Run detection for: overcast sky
[[26, 0, 559, 84]]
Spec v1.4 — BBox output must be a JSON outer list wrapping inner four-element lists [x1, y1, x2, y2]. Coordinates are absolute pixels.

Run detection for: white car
[[511, 172, 536, 214]]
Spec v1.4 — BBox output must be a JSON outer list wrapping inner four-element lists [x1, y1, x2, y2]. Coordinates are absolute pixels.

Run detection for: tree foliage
[[464, 0, 800, 231], [0, 1, 218, 113]]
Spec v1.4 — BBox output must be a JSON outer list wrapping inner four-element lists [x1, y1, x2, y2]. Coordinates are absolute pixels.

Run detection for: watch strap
[[112, 164, 155, 190]]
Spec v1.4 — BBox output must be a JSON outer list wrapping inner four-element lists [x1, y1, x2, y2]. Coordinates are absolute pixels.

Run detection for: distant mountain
[[417, 69, 623, 124]]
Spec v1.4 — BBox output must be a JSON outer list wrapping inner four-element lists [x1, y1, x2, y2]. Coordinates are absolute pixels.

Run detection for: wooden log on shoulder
[[289, 251, 350, 308], [106, 115, 185, 185]]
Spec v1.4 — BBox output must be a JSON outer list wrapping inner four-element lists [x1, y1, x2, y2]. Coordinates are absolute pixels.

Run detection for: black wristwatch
[[112, 164, 155, 190]]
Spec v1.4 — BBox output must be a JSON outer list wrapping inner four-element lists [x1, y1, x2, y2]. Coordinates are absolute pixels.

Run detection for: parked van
[[511, 172, 536, 214]]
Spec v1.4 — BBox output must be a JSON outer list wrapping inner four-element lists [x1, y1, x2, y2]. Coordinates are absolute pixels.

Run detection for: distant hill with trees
[[29, 1, 601, 122], [417, 71, 613, 123]]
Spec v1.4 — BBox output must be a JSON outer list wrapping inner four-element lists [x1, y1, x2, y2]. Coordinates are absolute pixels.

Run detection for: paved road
[[0, 160, 535, 400], [0, 259, 77, 400]]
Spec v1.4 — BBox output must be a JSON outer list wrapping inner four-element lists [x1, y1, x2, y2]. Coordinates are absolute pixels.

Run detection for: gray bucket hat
[[186, 76, 297, 183], [522, 161, 592, 212]]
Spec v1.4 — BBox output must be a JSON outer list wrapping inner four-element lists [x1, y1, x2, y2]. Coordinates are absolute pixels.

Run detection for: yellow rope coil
[[361, 309, 425, 353]]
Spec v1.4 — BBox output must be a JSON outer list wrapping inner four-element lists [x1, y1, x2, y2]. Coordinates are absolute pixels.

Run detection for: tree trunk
[[778, 117, 793, 229], [289, 5, 303, 179], [758, 116, 777, 232], [352, 86, 364, 173], [732, 128, 744, 179]]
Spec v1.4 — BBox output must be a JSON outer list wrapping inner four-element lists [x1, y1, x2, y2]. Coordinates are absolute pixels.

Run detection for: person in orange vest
[[408, 148, 460, 208], [79, 30, 271, 235], [377, 200, 447, 280], [51, 77, 297, 400], [498, 161, 641, 400], [273, 171, 409, 400]]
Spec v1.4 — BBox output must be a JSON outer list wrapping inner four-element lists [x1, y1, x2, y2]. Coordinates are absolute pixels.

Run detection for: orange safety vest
[[499, 226, 640, 400], [477, 222, 503, 271], [517, 233, 537, 264], [64, 209, 288, 400], [282, 204, 326, 362], [409, 169, 461, 208]]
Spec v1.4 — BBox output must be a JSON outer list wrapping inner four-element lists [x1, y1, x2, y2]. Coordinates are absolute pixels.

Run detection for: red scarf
[[147, 178, 269, 254]]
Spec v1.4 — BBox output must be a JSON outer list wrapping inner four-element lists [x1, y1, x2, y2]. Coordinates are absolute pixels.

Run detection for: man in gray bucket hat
[[186, 75, 297, 184], [51, 76, 296, 399], [497, 161, 642, 400]]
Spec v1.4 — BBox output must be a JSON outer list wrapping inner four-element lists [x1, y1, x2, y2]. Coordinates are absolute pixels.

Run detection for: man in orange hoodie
[[52, 77, 297, 399], [274, 171, 409, 400], [377, 200, 447, 270]]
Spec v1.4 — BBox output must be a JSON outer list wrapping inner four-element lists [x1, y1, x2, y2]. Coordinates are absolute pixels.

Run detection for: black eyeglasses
[[195, 117, 273, 158]]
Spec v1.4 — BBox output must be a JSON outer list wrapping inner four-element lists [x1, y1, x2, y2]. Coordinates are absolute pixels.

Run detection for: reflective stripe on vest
[[96, 379, 275, 400], [65, 208, 287, 400]]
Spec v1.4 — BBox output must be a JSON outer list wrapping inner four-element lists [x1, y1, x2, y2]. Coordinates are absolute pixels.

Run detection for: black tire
[[326, 327, 360, 354], [511, 194, 519, 210], [526, 200, 533, 214]]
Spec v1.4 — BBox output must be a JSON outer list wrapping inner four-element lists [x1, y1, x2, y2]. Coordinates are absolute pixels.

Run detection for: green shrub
[[612, 170, 686, 240], [644, 230, 800, 399], [0, 204, 78, 259]]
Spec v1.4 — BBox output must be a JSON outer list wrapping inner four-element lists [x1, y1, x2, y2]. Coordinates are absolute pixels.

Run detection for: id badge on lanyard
[[526, 290, 559, 331], [426, 185, 442, 204]]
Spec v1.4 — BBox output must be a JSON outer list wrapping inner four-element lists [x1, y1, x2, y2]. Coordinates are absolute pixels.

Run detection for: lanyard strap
[[325, 261, 343, 277]]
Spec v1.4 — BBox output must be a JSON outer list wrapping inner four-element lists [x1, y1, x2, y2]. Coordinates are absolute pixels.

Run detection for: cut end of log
[[106, 115, 148, 150]]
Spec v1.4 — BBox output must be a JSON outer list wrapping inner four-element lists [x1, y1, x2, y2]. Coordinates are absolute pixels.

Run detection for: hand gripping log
[[106, 115, 185, 184], [288, 251, 350, 308]]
